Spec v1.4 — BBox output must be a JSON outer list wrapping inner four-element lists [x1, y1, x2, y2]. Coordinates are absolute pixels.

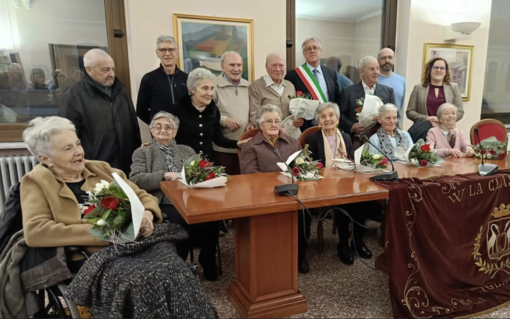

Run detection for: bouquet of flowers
[[83, 173, 144, 242], [355, 95, 384, 121], [179, 154, 228, 188], [277, 144, 323, 181], [406, 139, 443, 167], [288, 90, 320, 121], [360, 143, 389, 169], [473, 136, 508, 160]]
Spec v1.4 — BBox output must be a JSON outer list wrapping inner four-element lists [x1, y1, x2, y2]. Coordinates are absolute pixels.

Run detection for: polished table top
[[161, 157, 510, 224]]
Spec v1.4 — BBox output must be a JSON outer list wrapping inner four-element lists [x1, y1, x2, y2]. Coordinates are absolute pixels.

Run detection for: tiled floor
[[197, 219, 510, 318]]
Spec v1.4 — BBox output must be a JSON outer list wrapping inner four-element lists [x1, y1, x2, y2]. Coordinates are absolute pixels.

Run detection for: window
[[0, 0, 129, 142]]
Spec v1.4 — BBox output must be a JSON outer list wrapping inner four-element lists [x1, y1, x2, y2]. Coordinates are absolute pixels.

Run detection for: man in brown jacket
[[213, 51, 251, 175]]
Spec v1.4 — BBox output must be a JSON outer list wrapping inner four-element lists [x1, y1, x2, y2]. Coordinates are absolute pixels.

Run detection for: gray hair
[[315, 102, 340, 123], [83, 48, 111, 68], [358, 55, 378, 70], [301, 36, 323, 51], [378, 103, 398, 117], [8, 63, 23, 73], [437, 103, 457, 120], [22, 116, 76, 157], [156, 35, 177, 50], [187, 67, 216, 90], [256, 104, 283, 125], [220, 51, 241, 65], [150, 111, 180, 131], [265, 52, 285, 66]]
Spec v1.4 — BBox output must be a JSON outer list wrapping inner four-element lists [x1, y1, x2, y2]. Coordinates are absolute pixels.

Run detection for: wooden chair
[[470, 119, 508, 145], [237, 128, 260, 159], [299, 126, 320, 148]]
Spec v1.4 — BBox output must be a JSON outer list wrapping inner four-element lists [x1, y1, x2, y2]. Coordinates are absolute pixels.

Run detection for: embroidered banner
[[377, 171, 510, 318]]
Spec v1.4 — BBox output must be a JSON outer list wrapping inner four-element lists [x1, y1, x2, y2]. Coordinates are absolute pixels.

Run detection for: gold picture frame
[[173, 14, 254, 82], [423, 43, 474, 101]]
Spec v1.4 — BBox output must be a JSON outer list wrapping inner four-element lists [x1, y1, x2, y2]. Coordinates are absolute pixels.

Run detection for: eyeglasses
[[262, 120, 281, 126], [432, 66, 447, 71], [303, 46, 321, 52], [153, 124, 174, 131], [157, 48, 177, 53]]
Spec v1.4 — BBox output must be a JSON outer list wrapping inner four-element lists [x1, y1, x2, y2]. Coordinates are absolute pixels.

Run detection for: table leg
[[228, 210, 308, 318]]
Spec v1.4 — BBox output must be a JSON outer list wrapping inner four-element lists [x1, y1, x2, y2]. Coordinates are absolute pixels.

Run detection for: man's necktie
[[449, 133, 456, 148], [312, 68, 318, 80]]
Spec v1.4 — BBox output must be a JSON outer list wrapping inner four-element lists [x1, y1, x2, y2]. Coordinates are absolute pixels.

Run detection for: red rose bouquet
[[473, 136, 508, 160], [406, 139, 443, 167], [277, 144, 323, 181], [180, 154, 228, 188], [360, 143, 389, 169]]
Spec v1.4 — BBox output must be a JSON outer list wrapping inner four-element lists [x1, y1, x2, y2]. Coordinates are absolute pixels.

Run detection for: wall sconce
[[444, 22, 481, 41]]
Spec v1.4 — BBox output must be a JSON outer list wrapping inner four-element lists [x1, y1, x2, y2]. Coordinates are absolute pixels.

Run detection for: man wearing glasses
[[136, 35, 189, 125], [285, 36, 342, 131]]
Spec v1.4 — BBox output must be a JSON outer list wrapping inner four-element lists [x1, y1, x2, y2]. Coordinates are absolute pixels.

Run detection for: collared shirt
[[306, 63, 329, 101], [362, 80, 376, 95], [222, 73, 240, 87], [263, 74, 286, 96]]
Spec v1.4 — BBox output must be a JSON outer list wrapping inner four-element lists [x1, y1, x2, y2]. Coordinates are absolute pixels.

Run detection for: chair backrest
[[299, 126, 321, 148], [470, 119, 508, 145], [237, 128, 260, 159]]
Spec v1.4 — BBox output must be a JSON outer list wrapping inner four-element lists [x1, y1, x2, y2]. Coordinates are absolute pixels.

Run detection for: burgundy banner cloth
[[377, 170, 510, 318]]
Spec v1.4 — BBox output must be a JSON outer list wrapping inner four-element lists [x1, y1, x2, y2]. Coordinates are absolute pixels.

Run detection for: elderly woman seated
[[369, 103, 413, 159], [305, 102, 373, 265], [130, 111, 222, 281], [240, 105, 314, 273], [20, 116, 217, 318], [426, 103, 474, 158]]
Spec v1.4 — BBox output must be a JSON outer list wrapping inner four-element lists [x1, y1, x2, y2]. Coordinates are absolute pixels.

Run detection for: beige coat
[[248, 76, 296, 126], [20, 160, 161, 254], [213, 74, 250, 154], [406, 82, 464, 122]]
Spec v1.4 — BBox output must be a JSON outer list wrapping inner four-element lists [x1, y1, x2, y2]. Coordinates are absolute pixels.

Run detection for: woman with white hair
[[20, 116, 217, 317], [426, 103, 474, 158], [369, 103, 413, 159]]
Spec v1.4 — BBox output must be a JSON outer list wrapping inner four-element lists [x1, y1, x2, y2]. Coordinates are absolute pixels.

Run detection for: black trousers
[[298, 209, 311, 261], [335, 202, 369, 241], [160, 203, 219, 265]]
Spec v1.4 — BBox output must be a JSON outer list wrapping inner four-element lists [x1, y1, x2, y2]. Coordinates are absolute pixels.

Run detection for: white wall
[[354, 11, 383, 62], [396, 0, 493, 136], [295, 18, 356, 70], [9, 0, 107, 79], [125, 0, 286, 141]]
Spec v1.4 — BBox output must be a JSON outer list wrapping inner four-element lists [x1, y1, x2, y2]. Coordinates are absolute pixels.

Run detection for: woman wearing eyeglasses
[[406, 57, 464, 127]]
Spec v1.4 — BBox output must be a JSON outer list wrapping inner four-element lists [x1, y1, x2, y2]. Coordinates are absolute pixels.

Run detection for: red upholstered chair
[[470, 119, 508, 145], [299, 126, 321, 148], [237, 128, 260, 159]]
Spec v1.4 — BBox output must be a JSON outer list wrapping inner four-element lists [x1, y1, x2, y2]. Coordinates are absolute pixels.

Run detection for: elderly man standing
[[377, 47, 406, 127], [249, 53, 302, 129], [213, 51, 250, 175], [59, 48, 141, 175], [339, 56, 395, 142], [285, 36, 342, 131], [137, 35, 188, 125]]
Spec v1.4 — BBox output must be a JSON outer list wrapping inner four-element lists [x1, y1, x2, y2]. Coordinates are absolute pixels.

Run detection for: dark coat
[[136, 65, 189, 125], [240, 131, 301, 174], [59, 73, 141, 175], [285, 65, 342, 131], [170, 94, 238, 162], [338, 81, 395, 134], [305, 129, 354, 166]]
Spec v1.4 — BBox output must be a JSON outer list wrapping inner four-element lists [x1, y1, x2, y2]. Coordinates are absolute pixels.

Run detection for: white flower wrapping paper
[[289, 98, 320, 120], [178, 166, 228, 188], [358, 94, 384, 128]]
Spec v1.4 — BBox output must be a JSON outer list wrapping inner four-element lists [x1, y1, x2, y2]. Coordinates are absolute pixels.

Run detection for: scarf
[[376, 126, 409, 159], [156, 140, 179, 172], [263, 132, 279, 147], [322, 129, 348, 168]]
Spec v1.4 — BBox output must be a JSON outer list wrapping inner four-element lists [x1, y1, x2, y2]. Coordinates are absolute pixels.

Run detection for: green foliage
[[360, 144, 388, 169], [288, 144, 323, 181], [473, 136, 508, 160], [408, 139, 441, 166], [183, 154, 228, 186]]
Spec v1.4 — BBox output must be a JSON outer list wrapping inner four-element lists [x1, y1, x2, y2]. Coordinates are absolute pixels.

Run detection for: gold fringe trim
[[457, 299, 510, 318]]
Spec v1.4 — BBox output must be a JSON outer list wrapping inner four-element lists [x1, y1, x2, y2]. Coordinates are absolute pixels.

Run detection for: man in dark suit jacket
[[285, 36, 342, 131], [339, 56, 395, 138]]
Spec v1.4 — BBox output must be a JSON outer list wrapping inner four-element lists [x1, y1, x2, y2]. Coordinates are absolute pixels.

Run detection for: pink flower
[[297, 91, 303, 97]]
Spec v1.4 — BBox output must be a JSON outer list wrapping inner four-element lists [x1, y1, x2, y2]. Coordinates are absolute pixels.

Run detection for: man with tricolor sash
[[285, 36, 342, 132]]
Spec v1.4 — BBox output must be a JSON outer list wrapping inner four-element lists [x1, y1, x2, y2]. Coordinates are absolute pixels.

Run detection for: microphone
[[360, 133, 399, 181], [474, 127, 498, 176], [273, 148, 299, 196]]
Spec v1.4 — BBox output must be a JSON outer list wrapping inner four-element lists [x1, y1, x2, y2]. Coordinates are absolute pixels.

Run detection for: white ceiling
[[296, 0, 384, 21]]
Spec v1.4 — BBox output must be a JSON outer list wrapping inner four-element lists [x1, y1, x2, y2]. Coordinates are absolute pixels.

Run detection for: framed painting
[[423, 43, 474, 101], [173, 14, 254, 82]]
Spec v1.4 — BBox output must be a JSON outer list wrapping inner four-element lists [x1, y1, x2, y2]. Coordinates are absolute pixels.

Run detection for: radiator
[[0, 156, 38, 213]]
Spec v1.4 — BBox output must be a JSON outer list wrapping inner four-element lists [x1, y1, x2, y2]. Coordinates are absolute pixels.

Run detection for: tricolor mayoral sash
[[295, 64, 328, 103]]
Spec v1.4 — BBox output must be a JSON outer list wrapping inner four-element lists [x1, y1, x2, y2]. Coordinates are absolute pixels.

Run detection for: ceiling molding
[[296, 15, 355, 23], [356, 10, 383, 23]]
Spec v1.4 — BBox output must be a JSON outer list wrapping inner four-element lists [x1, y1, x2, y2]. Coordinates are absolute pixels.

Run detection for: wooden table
[[161, 168, 388, 318]]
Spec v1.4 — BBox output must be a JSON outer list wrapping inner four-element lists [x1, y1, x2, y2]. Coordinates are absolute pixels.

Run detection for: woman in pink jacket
[[426, 103, 474, 158]]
